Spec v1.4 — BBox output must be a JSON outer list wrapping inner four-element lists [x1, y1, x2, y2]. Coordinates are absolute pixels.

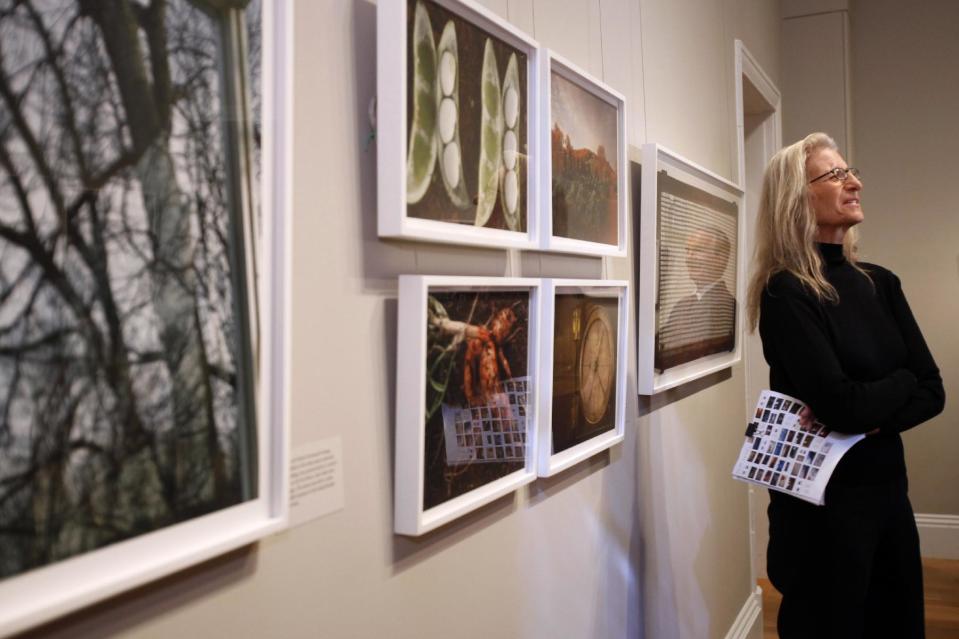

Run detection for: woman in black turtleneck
[[746, 132, 944, 639]]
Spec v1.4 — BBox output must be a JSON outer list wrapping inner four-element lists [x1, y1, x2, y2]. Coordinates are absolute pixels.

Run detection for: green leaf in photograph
[[475, 38, 503, 226], [406, 1, 438, 204]]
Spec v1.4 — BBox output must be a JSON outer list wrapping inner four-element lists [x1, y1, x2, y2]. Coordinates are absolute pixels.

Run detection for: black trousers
[[766, 478, 924, 639]]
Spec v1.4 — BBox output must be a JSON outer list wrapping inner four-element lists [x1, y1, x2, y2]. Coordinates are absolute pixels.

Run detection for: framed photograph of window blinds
[[0, 1, 291, 633], [636, 144, 744, 394]]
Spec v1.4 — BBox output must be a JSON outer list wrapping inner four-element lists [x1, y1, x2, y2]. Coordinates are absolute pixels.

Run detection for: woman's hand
[[801, 405, 880, 435]]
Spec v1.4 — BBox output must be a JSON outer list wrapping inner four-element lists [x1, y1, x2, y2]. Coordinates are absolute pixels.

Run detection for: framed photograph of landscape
[[637, 144, 744, 395], [537, 280, 628, 477], [0, 1, 291, 634], [541, 51, 627, 257], [378, 0, 542, 249], [395, 276, 540, 535]]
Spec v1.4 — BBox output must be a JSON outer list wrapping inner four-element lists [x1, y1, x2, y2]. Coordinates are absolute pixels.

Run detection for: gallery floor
[[759, 558, 959, 638]]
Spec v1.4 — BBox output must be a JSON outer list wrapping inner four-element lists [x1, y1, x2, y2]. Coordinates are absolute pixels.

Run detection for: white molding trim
[[724, 586, 764, 639], [733, 38, 781, 588], [733, 39, 782, 188], [916, 513, 959, 560]]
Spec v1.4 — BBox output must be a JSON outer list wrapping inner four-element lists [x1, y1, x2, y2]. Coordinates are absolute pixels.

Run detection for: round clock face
[[577, 305, 615, 424]]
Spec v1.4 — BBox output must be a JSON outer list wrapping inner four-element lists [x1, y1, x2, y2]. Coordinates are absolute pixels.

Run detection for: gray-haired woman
[[747, 132, 944, 638]]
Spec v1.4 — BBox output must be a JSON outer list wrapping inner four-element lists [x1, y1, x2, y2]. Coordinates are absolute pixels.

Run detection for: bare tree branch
[[22, 0, 90, 182], [77, 0, 161, 152], [0, 33, 67, 220]]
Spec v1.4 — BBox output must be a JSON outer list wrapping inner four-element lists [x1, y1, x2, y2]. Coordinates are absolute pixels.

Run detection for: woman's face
[[806, 147, 863, 242]]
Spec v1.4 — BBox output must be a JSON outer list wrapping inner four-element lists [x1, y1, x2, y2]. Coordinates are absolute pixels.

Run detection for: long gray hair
[[746, 132, 866, 331]]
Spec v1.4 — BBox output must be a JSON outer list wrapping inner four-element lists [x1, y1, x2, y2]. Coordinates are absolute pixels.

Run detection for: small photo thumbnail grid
[[741, 395, 833, 493], [442, 377, 530, 465]]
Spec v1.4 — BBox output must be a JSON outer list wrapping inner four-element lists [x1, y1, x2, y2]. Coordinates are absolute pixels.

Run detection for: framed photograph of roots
[[378, 0, 541, 249], [395, 276, 539, 535], [0, 1, 291, 633], [637, 144, 744, 394], [537, 280, 628, 476], [541, 51, 627, 257]]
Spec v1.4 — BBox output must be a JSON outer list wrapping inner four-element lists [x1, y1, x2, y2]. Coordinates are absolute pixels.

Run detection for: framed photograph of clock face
[[537, 279, 628, 476], [636, 143, 744, 395], [540, 51, 627, 257], [394, 276, 540, 536], [377, 0, 542, 249]]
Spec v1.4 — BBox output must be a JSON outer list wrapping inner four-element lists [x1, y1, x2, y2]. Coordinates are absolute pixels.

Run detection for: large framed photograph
[[0, 1, 290, 633], [637, 144, 744, 394], [540, 51, 627, 257], [395, 276, 539, 535], [378, 0, 541, 249], [537, 280, 628, 476]]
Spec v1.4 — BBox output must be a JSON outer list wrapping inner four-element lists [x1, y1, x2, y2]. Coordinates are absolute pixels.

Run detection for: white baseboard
[[916, 513, 959, 559], [724, 586, 763, 639]]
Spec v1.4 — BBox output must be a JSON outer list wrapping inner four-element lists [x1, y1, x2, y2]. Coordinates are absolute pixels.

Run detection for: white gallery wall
[[848, 0, 959, 551], [773, 0, 958, 562], [781, 1, 851, 154], [24, 1, 780, 638]]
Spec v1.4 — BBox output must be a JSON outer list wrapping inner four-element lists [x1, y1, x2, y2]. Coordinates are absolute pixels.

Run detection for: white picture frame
[[0, 2, 291, 634], [537, 279, 628, 476], [637, 143, 744, 395], [540, 51, 628, 257], [378, 0, 542, 250], [395, 275, 540, 535]]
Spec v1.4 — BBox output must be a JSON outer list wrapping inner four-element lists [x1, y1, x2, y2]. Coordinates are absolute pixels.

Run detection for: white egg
[[503, 87, 519, 129], [503, 130, 517, 170], [504, 169, 518, 213], [440, 51, 456, 97], [443, 142, 461, 188], [438, 98, 457, 144]]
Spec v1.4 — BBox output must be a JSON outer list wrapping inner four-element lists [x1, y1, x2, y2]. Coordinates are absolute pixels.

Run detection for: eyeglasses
[[808, 167, 861, 184]]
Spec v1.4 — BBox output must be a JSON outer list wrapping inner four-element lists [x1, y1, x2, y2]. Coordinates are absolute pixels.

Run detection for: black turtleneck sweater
[[759, 243, 945, 489]]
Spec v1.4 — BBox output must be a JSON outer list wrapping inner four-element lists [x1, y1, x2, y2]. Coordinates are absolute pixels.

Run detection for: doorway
[[733, 40, 781, 583]]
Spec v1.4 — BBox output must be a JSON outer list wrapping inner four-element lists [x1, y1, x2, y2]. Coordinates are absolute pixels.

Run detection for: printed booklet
[[731, 390, 864, 505]]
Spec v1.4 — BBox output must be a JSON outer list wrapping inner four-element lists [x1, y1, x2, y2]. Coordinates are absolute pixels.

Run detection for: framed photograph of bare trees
[[541, 52, 627, 257], [637, 144, 744, 394], [378, 0, 541, 249], [537, 280, 628, 476], [0, 1, 290, 633], [395, 276, 539, 535]]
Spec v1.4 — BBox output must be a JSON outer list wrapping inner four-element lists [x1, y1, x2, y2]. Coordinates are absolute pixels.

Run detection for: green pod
[[406, 2, 438, 205], [435, 21, 470, 209], [475, 38, 503, 227], [499, 53, 521, 230]]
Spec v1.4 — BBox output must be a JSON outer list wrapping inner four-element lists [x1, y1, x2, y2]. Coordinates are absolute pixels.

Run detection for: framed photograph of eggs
[[378, 0, 542, 249]]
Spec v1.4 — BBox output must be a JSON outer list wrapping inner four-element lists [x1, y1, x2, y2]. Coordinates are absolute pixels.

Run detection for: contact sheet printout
[[732, 390, 864, 505]]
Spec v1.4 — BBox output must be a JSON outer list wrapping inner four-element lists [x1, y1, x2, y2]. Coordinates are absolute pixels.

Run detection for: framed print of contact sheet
[[637, 143, 744, 395], [537, 280, 628, 476], [378, 0, 542, 249], [541, 51, 627, 257], [394, 276, 540, 535], [0, 1, 291, 634]]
